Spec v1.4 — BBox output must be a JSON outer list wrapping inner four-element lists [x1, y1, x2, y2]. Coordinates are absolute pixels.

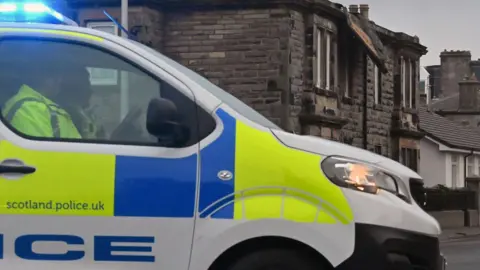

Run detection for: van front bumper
[[335, 223, 446, 270]]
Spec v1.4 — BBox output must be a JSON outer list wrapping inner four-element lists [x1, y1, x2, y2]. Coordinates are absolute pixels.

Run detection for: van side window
[[0, 38, 216, 147]]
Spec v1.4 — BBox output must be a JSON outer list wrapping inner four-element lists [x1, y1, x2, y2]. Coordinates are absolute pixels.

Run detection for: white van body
[[0, 22, 445, 270]]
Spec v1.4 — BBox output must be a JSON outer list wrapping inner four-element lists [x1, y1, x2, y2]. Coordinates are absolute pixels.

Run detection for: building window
[[451, 154, 459, 188], [340, 33, 350, 98], [477, 156, 480, 175], [86, 21, 119, 86], [344, 52, 350, 97], [400, 147, 418, 172], [314, 27, 337, 91], [374, 64, 382, 104], [400, 56, 417, 109], [468, 156, 474, 177], [86, 21, 118, 35]]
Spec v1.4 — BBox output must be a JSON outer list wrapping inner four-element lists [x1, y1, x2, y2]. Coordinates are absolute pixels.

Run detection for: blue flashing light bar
[[0, 2, 78, 26]]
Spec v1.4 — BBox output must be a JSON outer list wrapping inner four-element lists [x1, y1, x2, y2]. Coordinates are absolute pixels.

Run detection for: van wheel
[[227, 249, 326, 270]]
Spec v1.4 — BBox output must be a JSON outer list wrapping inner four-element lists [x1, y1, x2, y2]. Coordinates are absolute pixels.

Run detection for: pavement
[[440, 227, 480, 242], [440, 227, 480, 270], [441, 235, 480, 270]]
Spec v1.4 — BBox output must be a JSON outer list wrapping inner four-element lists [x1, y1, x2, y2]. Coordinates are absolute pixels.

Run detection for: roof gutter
[[420, 130, 480, 152]]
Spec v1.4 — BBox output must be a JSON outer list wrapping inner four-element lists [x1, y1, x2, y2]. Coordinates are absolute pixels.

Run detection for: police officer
[[2, 64, 81, 139], [56, 65, 105, 139]]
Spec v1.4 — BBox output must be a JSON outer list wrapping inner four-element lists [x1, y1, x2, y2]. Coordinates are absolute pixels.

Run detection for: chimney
[[349, 4, 359, 14], [458, 73, 480, 110], [440, 50, 471, 97], [359, 4, 369, 19]]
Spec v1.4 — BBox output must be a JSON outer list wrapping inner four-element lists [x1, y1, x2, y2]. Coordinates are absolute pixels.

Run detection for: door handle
[[0, 159, 36, 175], [0, 164, 36, 174]]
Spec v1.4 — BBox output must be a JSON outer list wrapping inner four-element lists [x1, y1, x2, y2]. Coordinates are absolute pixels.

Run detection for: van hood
[[271, 129, 421, 180]]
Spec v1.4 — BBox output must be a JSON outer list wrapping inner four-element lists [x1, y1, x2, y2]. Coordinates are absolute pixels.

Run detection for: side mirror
[[146, 98, 190, 147]]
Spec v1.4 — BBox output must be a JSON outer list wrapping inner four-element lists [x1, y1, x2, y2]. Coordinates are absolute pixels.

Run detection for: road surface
[[442, 236, 480, 270]]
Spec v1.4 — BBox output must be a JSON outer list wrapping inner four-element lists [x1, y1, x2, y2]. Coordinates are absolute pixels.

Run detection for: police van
[[0, 2, 446, 270]]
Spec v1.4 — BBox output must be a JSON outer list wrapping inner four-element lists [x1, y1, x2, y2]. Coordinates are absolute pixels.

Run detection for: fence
[[422, 188, 476, 211], [410, 180, 479, 228]]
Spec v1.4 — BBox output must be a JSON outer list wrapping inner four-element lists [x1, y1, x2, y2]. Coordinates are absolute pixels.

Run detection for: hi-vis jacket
[[2, 84, 81, 138]]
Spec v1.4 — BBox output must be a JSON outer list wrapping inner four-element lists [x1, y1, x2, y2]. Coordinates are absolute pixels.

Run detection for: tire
[[227, 248, 326, 270]]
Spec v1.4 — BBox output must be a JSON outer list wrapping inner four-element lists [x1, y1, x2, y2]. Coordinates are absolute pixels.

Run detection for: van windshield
[[130, 41, 282, 130]]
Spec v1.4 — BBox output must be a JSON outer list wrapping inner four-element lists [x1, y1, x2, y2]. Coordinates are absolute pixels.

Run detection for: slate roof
[[418, 106, 480, 151], [430, 94, 460, 111]]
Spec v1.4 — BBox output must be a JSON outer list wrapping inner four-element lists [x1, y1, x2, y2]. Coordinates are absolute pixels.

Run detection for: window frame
[[0, 34, 216, 155], [314, 26, 337, 91], [409, 148, 418, 172], [86, 21, 118, 35], [401, 56, 406, 107], [467, 156, 474, 177], [344, 51, 350, 97], [399, 147, 418, 172], [374, 64, 381, 104], [477, 156, 480, 176], [451, 154, 459, 188], [410, 60, 415, 108], [400, 56, 417, 109]]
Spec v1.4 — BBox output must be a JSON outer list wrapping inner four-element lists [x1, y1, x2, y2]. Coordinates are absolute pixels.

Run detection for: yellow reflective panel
[[242, 195, 282, 220], [234, 121, 353, 224], [316, 209, 338, 224], [0, 27, 103, 41], [0, 140, 115, 216]]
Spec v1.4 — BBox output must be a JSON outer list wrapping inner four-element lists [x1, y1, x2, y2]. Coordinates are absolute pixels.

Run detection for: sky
[[337, 0, 476, 79]]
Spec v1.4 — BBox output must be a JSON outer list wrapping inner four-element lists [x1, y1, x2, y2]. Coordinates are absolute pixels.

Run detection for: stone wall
[[162, 8, 291, 127], [288, 10, 305, 132], [365, 46, 395, 156], [75, 4, 418, 160], [341, 43, 365, 148]]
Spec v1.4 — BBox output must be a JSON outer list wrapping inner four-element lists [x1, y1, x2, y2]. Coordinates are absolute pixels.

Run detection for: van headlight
[[321, 156, 410, 201]]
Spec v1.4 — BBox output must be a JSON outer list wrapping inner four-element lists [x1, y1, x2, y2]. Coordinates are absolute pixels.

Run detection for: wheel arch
[[189, 219, 355, 270], [208, 235, 334, 270]]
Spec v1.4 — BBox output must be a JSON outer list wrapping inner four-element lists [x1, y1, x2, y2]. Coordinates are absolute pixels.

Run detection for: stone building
[[64, 0, 426, 169], [425, 50, 480, 130]]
